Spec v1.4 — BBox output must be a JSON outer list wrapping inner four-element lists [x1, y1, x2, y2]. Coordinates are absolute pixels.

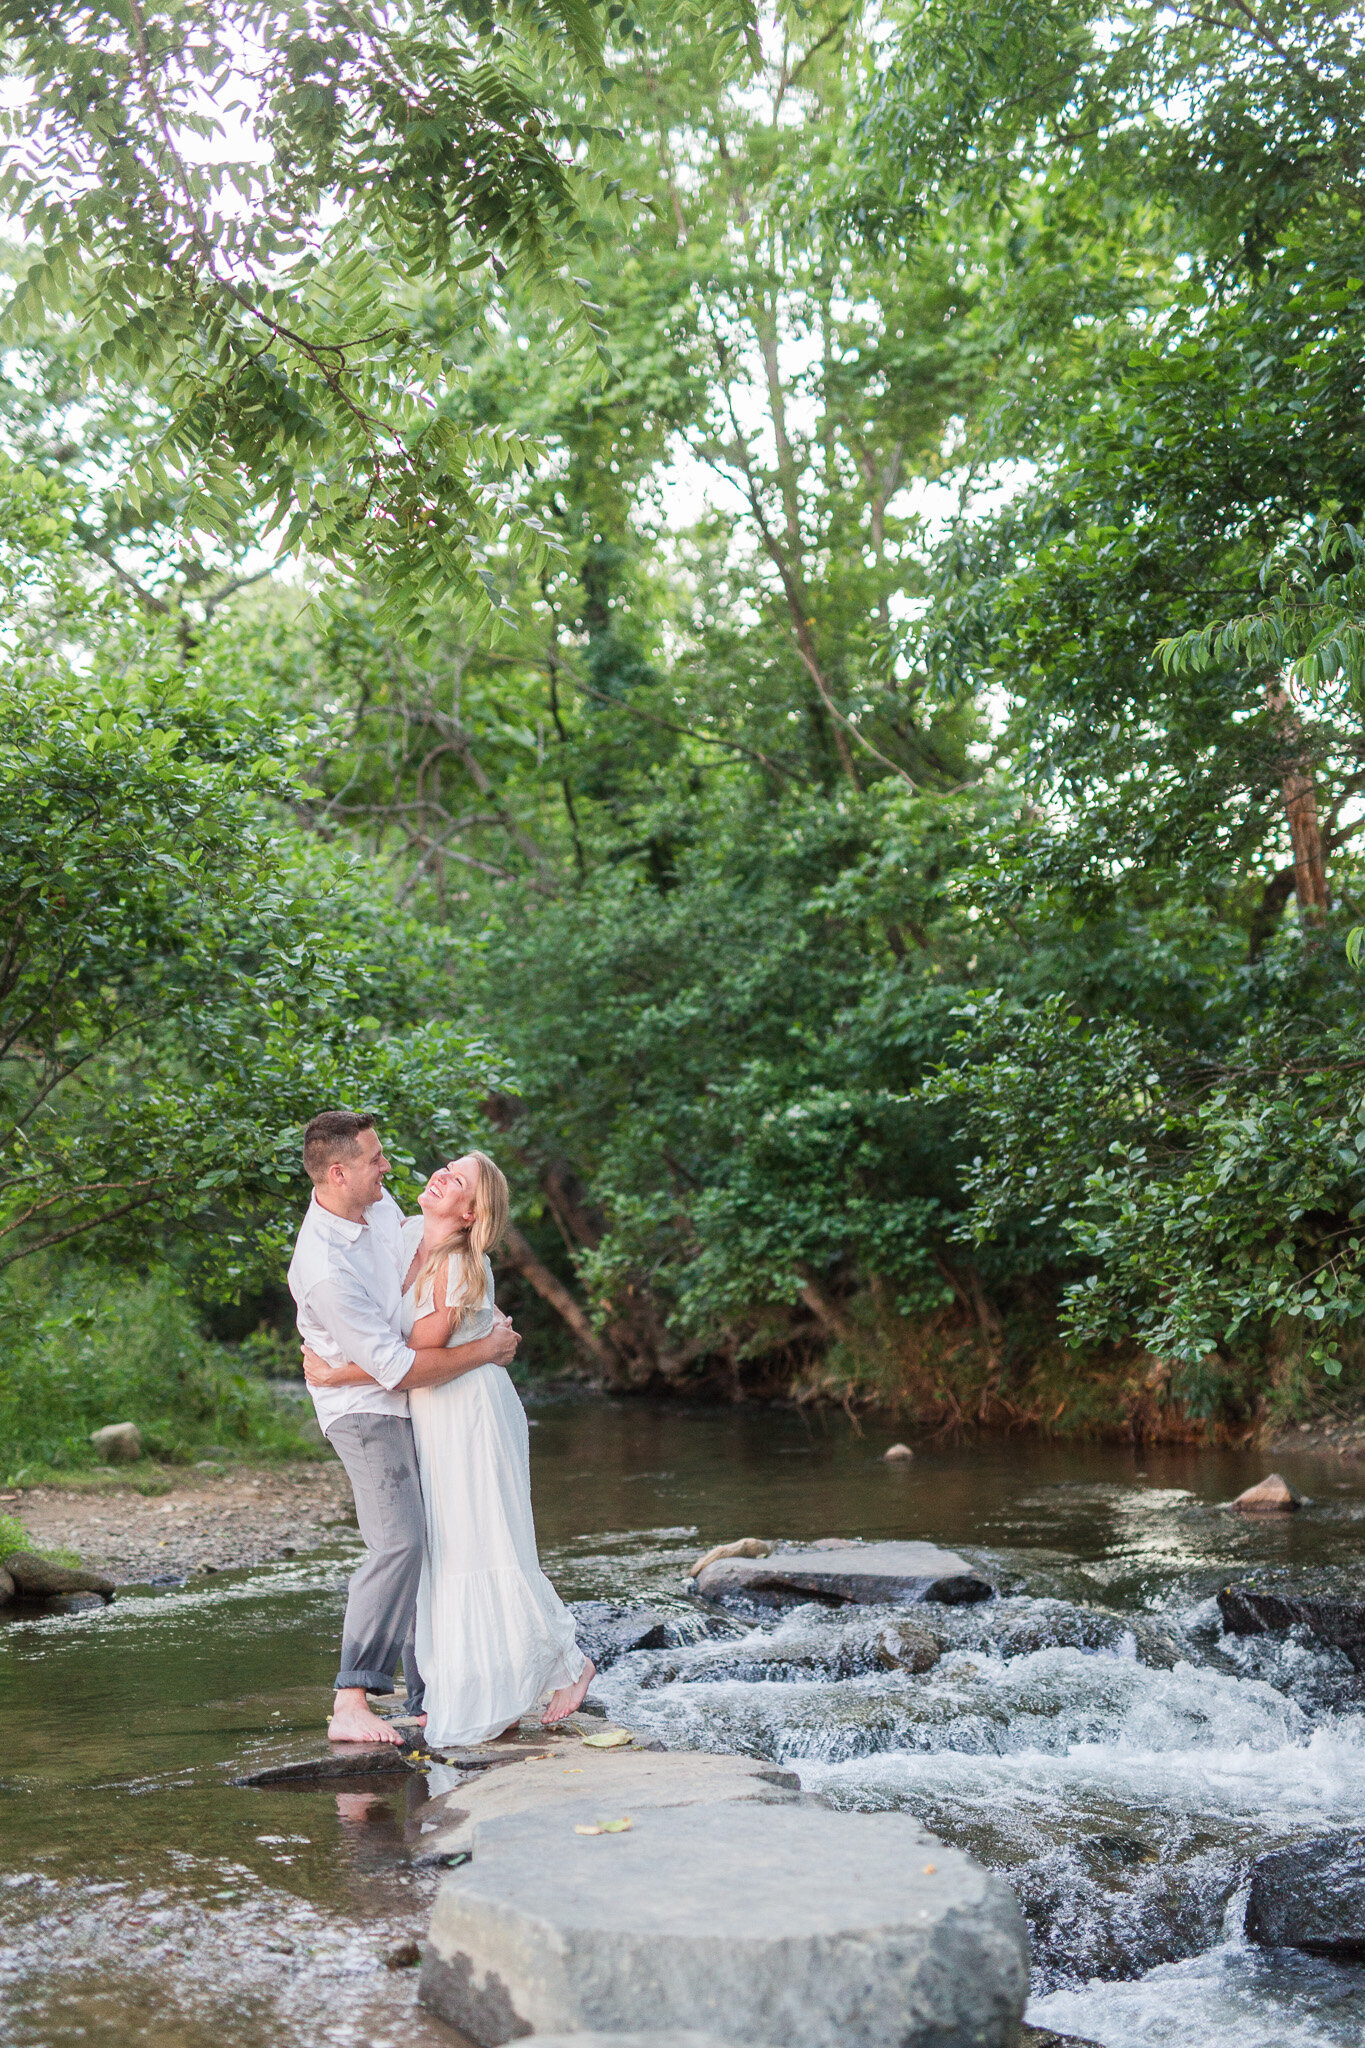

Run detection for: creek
[[3, 1400, 1365, 2048]]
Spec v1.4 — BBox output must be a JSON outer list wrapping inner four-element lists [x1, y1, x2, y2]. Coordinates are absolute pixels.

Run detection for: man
[[287, 1110, 520, 1746]]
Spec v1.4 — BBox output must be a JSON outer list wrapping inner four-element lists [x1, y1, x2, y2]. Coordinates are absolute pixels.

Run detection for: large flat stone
[[414, 1747, 803, 1863], [693, 1541, 992, 1611], [1218, 1578, 1365, 1672], [1245, 1831, 1365, 1954], [421, 1799, 1029, 2048]]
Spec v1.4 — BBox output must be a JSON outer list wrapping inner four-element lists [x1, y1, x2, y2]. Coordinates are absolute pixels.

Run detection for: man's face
[[335, 1128, 390, 1207]]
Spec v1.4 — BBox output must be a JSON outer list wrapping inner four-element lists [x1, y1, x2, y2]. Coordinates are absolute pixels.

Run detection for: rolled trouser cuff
[[335, 1667, 399, 1695]]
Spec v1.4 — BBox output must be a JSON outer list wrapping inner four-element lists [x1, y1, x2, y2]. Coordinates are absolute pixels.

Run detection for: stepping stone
[[692, 1540, 992, 1610], [414, 1748, 802, 1863], [421, 1799, 1029, 2048]]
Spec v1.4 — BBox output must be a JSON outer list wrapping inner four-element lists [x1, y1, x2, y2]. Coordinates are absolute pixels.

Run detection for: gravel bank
[[2, 1461, 355, 1582]]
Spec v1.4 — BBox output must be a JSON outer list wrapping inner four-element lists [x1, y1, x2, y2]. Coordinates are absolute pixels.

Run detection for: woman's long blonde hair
[[416, 1149, 509, 1324]]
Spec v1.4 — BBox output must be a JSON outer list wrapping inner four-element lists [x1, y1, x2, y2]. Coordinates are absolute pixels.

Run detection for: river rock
[[421, 1800, 1029, 2047], [1232, 1473, 1300, 1513], [235, 1747, 423, 1785], [1218, 1576, 1365, 1671], [90, 1421, 142, 1462], [692, 1540, 992, 1611], [688, 1538, 773, 1576], [1245, 1831, 1365, 1953], [0, 1566, 14, 1607], [568, 1603, 742, 1673], [2, 1552, 116, 1599], [882, 1443, 915, 1462], [415, 1747, 804, 1864]]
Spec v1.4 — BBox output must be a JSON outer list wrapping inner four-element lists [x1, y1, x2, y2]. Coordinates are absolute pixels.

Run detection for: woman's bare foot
[[541, 1658, 596, 1725], [327, 1687, 404, 1746]]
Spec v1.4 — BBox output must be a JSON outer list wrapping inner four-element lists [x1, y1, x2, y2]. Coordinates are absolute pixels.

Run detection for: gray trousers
[[326, 1412, 425, 1713]]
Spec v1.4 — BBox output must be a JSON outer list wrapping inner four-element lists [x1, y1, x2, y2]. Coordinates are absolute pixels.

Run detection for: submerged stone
[[235, 1747, 421, 1785], [421, 1799, 1029, 2048], [692, 1540, 992, 1611], [1245, 1831, 1365, 1954]]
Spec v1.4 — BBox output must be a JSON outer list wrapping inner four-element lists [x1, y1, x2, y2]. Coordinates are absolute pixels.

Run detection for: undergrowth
[[0, 1259, 324, 1481]]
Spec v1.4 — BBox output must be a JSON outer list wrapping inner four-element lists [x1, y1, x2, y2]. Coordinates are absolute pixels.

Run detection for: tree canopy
[[4, 0, 1365, 1440]]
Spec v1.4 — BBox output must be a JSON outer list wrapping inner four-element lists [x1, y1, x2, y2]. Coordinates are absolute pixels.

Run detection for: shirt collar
[[309, 1192, 368, 1244]]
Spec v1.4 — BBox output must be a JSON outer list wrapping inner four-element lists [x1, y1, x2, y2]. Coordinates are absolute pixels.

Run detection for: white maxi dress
[[401, 1218, 583, 1745]]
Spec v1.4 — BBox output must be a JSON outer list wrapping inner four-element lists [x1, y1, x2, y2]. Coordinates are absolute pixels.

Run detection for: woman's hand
[[301, 1344, 371, 1388]]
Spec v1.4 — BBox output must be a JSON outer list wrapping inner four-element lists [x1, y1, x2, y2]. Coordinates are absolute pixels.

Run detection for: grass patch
[[0, 1259, 325, 1482]]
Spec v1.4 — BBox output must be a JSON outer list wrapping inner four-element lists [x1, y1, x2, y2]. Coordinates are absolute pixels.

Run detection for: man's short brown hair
[[303, 1110, 376, 1184]]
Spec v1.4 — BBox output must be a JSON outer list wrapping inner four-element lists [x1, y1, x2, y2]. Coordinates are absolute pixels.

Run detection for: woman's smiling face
[[418, 1154, 480, 1230]]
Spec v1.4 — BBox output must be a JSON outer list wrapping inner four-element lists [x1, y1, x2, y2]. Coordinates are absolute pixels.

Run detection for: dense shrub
[[0, 1261, 319, 1479]]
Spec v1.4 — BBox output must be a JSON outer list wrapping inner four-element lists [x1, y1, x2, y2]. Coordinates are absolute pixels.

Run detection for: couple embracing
[[287, 1110, 594, 1749]]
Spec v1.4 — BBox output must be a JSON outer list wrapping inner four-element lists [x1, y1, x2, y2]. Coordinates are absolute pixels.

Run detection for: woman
[[306, 1151, 593, 1745]]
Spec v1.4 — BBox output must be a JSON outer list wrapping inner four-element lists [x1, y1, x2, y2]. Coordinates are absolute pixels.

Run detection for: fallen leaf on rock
[[574, 1817, 634, 1835], [581, 1729, 633, 1749]]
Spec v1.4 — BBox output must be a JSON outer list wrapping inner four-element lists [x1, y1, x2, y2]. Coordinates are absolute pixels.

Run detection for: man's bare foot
[[542, 1658, 596, 1725], [328, 1687, 404, 1746]]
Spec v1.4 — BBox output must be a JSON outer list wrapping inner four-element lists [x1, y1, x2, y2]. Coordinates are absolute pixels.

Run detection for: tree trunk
[[501, 1223, 623, 1380], [1267, 681, 1329, 924]]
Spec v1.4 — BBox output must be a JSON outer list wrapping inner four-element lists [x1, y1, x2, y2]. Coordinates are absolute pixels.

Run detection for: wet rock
[[2, 1552, 115, 1599], [688, 1538, 772, 1576], [90, 1421, 142, 1462], [0, 1566, 13, 1607], [1232, 1473, 1300, 1513], [1246, 1831, 1365, 1954], [692, 1540, 993, 1612], [44, 1591, 107, 1613], [421, 1800, 1029, 2047], [1020, 2028, 1104, 2048], [568, 1602, 740, 1673], [1218, 1577, 1365, 1672], [1089, 1833, 1158, 1868], [415, 1747, 803, 1864], [631, 1608, 941, 1690], [882, 1443, 915, 1462], [235, 1748, 422, 1785]]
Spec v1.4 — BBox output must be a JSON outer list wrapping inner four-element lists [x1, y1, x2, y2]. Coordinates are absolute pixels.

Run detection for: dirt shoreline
[[2, 1460, 355, 1582]]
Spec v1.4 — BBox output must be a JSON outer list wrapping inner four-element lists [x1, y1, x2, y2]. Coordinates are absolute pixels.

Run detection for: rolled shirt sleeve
[[304, 1268, 416, 1387]]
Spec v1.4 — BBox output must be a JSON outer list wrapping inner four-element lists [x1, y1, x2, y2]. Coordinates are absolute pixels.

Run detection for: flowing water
[[3, 1400, 1365, 2048]]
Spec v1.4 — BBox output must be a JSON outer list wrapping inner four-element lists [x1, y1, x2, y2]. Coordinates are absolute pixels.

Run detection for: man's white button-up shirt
[[287, 1188, 415, 1438]]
